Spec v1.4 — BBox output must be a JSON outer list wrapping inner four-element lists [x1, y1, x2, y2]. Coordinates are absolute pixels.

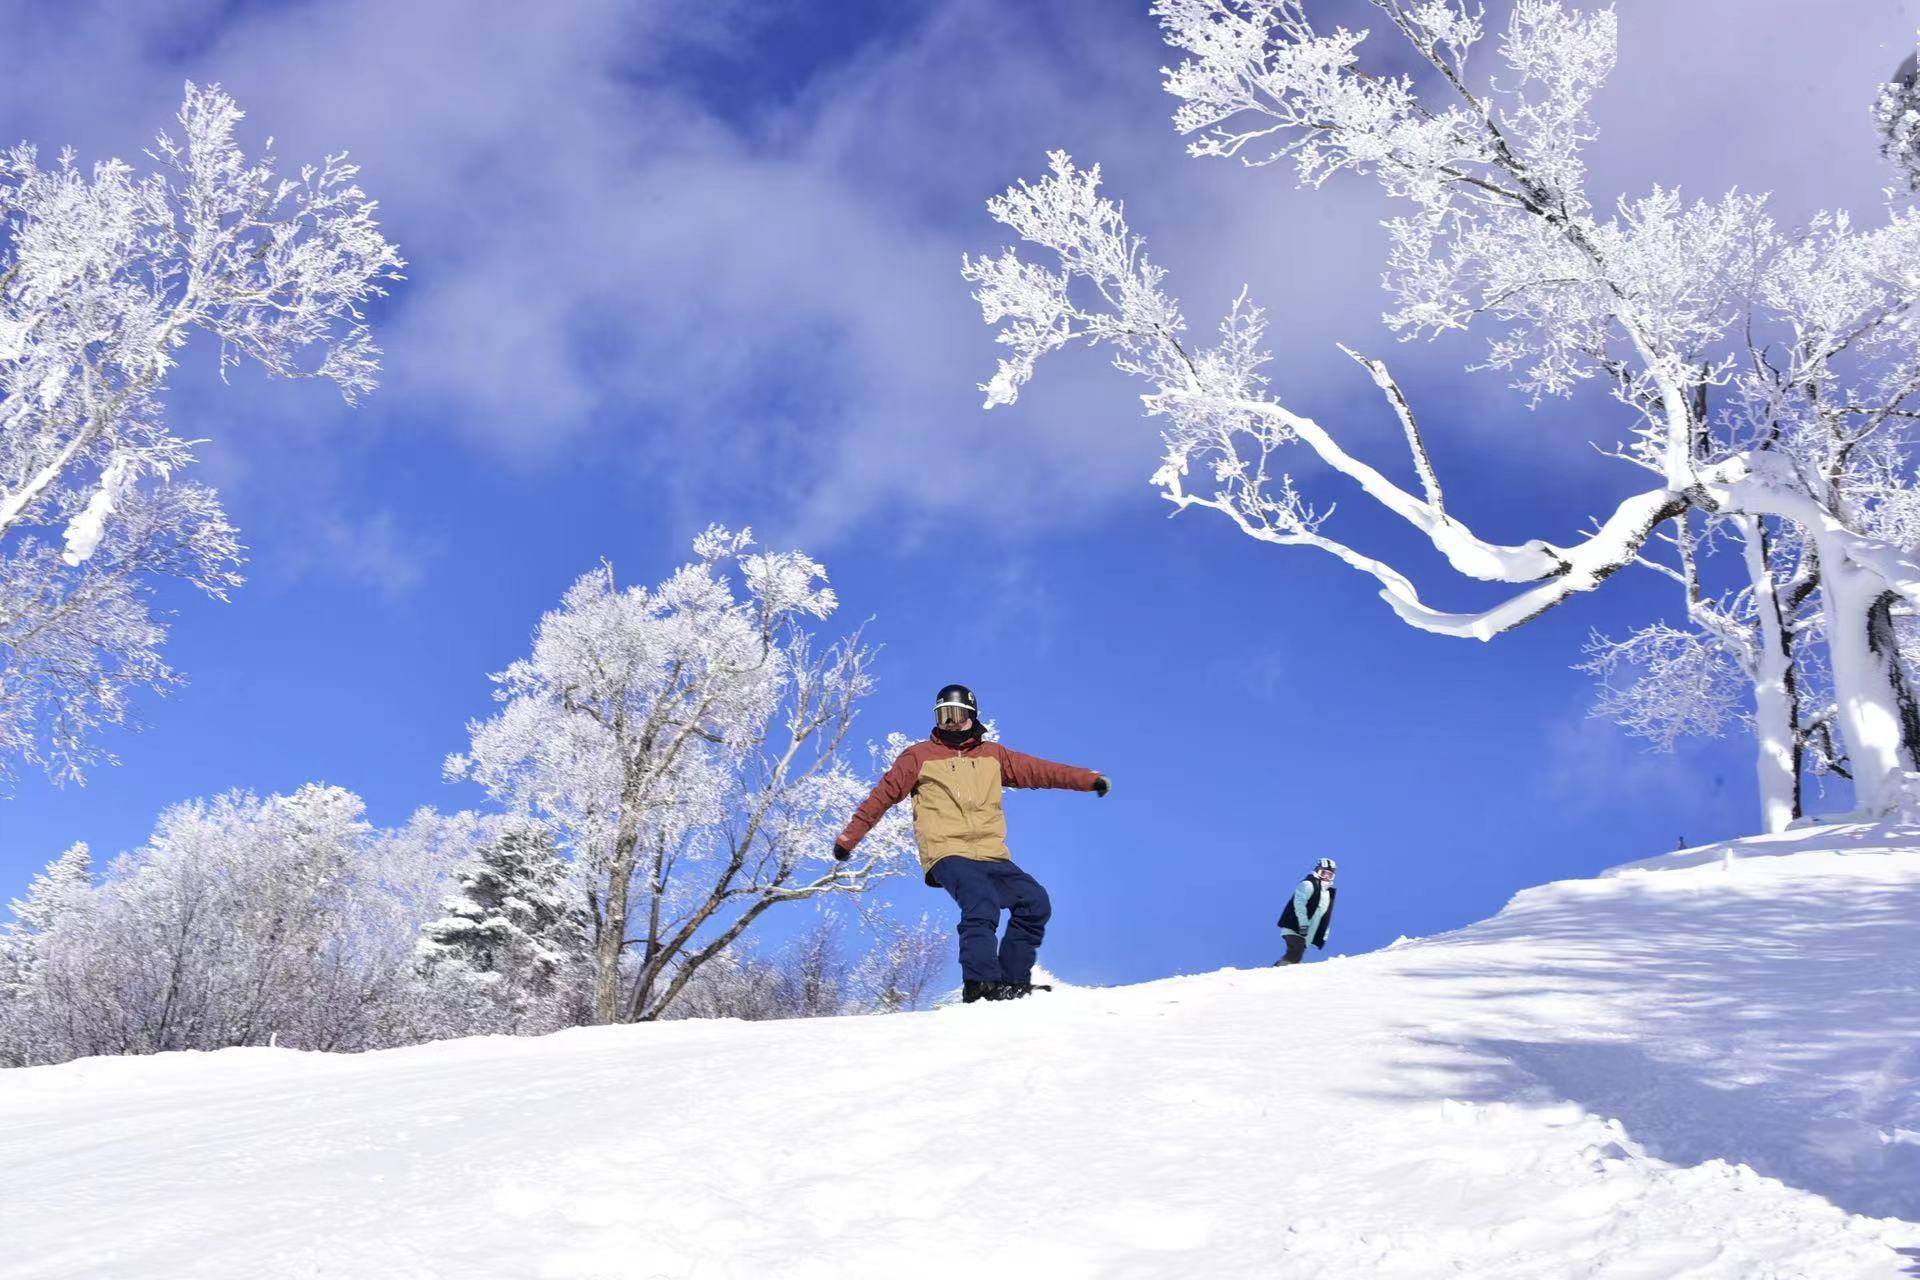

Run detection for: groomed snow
[[4, 827, 1918, 1278]]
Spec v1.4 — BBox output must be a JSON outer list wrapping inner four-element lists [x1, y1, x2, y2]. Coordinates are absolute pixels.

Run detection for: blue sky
[[4, 0, 1917, 984]]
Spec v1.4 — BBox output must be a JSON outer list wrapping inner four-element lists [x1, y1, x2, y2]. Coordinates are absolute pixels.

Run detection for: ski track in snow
[[3, 826, 1919, 1278]]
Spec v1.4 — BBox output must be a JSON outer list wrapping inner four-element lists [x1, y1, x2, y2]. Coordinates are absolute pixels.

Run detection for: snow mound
[[3, 827, 1918, 1278]]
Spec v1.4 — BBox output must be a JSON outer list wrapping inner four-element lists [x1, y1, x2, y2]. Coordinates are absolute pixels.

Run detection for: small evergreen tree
[[0, 842, 97, 1065], [0, 842, 94, 990], [416, 823, 586, 1030]]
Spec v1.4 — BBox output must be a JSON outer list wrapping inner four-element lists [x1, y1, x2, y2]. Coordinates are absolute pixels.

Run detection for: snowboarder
[[1276, 857, 1338, 965], [831, 683, 1108, 1003]]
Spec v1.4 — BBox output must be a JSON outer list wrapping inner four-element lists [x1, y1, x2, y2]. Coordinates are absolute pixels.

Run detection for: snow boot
[[962, 980, 1052, 1002]]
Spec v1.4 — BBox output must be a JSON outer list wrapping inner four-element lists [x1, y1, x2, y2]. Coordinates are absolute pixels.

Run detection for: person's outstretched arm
[[832, 747, 920, 858], [988, 743, 1103, 793]]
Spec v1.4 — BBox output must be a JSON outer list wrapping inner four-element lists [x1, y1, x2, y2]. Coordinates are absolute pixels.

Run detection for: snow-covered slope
[[4, 827, 1918, 1279]]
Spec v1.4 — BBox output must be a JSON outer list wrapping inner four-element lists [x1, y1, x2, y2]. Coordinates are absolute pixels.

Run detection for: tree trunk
[[1741, 519, 1801, 833], [590, 820, 640, 1025], [621, 839, 669, 1023], [1868, 590, 1920, 769], [1819, 554, 1920, 815], [636, 893, 783, 1023]]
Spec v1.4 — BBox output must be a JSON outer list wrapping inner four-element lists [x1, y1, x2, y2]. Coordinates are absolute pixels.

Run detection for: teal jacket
[[1277, 876, 1336, 948]]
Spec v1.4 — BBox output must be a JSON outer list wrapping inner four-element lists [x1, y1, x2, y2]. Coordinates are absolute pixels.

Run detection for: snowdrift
[[3, 826, 1918, 1278]]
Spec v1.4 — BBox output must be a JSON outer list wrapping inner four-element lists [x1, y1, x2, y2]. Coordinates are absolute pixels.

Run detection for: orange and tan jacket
[[837, 730, 1100, 884]]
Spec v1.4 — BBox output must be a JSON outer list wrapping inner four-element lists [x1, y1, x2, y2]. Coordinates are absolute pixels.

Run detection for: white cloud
[[5, 0, 1916, 555], [310, 511, 436, 602]]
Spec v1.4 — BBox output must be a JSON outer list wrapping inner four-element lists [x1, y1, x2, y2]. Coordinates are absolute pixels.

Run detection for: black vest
[[1277, 877, 1337, 946]]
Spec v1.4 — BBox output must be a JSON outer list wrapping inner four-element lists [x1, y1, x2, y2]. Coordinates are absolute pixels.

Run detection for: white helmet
[[1313, 857, 1338, 875]]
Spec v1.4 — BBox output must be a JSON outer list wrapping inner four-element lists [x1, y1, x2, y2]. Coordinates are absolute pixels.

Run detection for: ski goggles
[[935, 703, 973, 729]]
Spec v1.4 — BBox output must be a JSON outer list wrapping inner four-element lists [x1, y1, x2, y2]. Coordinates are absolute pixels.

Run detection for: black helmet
[[934, 683, 978, 729]]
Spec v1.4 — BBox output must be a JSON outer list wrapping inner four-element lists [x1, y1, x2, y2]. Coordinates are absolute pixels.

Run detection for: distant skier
[[832, 683, 1108, 1003], [1276, 858, 1338, 965]]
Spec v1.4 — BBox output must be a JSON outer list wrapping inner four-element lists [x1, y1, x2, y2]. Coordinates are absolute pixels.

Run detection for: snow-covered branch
[[965, 150, 1683, 641], [1578, 621, 1747, 751], [0, 84, 403, 783], [967, 1, 1920, 823]]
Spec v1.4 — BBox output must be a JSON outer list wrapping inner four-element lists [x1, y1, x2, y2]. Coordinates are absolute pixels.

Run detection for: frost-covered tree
[[0, 787, 471, 1067], [341, 805, 494, 1046], [966, 0, 1920, 823], [658, 915, 933, 1021], [1876, 47, 1920, 194], [658, 943, 787, 1022], [0, 840, 97, 1059], [448, 527, 914, 1026], [416, 820, 588, 1031], [850, 912, 948, 1013], [0, 799, 934, 1064], [96, 785, 399, 1055], [0, 840, 93, 985], [1579, 510, 1858, 830], [0, 84, 403, 784], [772, 914, 850, 1019]]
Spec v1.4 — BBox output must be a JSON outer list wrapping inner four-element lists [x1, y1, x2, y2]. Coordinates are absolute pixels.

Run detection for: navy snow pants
[[928, 855, 1051, 985]]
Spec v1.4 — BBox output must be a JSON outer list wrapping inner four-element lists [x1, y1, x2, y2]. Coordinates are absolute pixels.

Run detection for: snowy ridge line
[[1605, 820, 1920, 874], [2, 832, 1917, 1277]]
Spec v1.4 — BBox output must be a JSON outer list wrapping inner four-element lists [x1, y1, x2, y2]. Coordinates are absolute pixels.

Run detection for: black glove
[[1092, 775, 1111, 798], [832, 842, 853, 862]]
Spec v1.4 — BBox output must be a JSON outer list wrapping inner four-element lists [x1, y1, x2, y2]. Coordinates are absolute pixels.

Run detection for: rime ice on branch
[[0, 84, 403, 784], [965, 0, 1920, 827]]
